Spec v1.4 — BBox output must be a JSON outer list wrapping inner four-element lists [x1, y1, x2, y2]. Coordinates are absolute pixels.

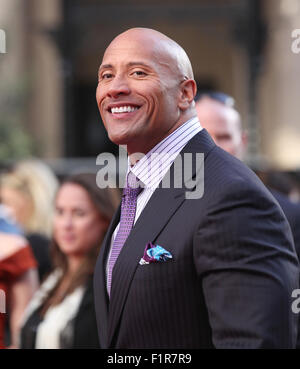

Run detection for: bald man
[[94, 28, 299, 349], [195, 94, 247, 159]]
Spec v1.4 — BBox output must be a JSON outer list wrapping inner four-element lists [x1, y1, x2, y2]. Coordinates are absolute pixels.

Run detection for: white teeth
[[111, 106, 139, 114]]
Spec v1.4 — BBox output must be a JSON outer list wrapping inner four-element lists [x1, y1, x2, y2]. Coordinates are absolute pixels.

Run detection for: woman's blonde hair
[[0, 159, 58, 237]]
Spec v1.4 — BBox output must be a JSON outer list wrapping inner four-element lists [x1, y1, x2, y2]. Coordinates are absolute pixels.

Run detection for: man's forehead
[[198, 108, 240, 136], [107, 28, 164, 49], [101, 28, 193, 78], [100, 51, 157, 70], [102, 37, 161, 63], [100, 41, 173, 72]]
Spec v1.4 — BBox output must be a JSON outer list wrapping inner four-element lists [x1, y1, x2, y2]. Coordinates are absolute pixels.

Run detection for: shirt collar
[[126, 116, 202, 190]]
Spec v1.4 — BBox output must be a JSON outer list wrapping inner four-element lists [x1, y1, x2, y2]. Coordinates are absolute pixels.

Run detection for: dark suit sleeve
[[72, 278, 100, 349], [193, 182, 299, 348]]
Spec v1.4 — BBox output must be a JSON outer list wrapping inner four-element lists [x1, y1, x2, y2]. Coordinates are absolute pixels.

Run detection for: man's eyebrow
[[98, 61, 152, 76], [127, 61, 151, 68], [98, 64, 113, 74]]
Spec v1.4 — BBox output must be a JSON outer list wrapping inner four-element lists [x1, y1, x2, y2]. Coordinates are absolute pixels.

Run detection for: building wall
[[259, 0, 300, 170], [0, 0, 63, 159], [26, 0, 64, 158], [1, 0, 299, 170]]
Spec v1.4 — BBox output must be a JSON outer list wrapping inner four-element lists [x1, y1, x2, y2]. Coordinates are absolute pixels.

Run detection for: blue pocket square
[[139, 242, 173, 265]]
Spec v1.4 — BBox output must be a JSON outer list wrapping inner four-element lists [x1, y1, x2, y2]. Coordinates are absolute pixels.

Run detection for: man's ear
[[178, 79, 197, 110]]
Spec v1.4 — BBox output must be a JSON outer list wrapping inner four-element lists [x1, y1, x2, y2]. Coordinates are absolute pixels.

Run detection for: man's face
[[195, 98, 245, 159], [96, 32, 182, 155]]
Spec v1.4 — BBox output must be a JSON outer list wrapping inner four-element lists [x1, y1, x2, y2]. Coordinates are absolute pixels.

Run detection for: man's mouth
[[111, 105, 139, 114], [108, 104, 141, 115]]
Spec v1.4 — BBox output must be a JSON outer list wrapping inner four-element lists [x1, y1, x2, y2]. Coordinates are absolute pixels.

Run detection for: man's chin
[[107, 128, 140, 146], [108, 133, 130, 147]]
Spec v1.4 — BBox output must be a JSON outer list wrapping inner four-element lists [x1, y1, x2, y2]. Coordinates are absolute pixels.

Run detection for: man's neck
[[127, 112, 197, 162]]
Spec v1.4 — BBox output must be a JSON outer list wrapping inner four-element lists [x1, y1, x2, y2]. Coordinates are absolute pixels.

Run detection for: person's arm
[[9, 268, 39, 348], [194, 183, 299, 348]]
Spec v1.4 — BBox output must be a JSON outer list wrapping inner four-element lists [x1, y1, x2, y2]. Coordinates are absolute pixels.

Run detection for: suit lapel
[[107, 129, 216, 347], [107, 185, 186, 346], [95, 205, 120, 347]]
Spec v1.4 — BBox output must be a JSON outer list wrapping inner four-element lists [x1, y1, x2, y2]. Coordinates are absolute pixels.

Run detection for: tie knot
[[123, 171, 143, 197]]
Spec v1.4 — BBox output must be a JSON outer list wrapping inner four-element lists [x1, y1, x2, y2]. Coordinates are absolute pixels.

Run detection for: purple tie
[[107, 171, 143, 296]]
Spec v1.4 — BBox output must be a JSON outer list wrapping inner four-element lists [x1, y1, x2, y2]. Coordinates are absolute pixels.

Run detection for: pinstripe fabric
[[105, 116, 202, 280], [94, 129, 299, 348], [131, 116, 202, 219]]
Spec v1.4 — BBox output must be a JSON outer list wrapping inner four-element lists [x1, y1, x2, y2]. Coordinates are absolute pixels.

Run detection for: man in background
[[195, 92, 247, 160]]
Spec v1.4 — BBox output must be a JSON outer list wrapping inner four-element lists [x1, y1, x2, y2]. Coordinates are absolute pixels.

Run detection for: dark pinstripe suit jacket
[[94, 129, 299, 349]]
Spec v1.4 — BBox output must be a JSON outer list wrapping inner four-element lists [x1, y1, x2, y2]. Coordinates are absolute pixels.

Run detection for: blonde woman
[[0, 159, 59, 281]]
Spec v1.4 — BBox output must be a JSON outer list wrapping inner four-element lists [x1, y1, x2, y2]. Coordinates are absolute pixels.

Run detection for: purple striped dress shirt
[[106, 116, 202, 280]]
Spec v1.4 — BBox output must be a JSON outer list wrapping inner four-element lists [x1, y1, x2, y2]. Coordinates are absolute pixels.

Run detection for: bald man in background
[[94, 28, 299, 349], [195, 93, 247, 160]]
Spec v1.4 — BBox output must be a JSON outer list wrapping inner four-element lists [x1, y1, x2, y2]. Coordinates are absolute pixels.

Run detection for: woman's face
[[53, 183, 106, 258]]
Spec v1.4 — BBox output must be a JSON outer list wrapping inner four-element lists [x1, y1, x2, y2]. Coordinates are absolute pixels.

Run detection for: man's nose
[[107, 74, 131, 98]]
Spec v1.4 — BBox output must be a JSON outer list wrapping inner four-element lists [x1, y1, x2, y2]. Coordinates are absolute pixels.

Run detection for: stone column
[[258, 0, 300, 170], [26, 0, 64, 158]]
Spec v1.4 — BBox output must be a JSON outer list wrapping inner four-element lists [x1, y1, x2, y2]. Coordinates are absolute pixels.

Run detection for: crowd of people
[[0, 160, 119, 348], [1, 27, 300, 349]]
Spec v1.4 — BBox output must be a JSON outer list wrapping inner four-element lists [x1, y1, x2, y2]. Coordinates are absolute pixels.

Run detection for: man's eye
[[132, 70, 147, 77], [100, 73, 113, 80]]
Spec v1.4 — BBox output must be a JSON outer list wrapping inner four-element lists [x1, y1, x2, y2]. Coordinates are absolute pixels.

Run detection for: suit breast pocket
[[133, 254, 191, 289]]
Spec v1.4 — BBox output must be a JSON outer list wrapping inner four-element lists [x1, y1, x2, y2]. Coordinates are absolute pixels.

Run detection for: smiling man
[[96, 29, 195, 157], [93, 28, 299, 349]]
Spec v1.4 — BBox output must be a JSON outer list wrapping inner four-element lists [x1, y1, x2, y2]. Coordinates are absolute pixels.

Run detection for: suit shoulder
[[203, 146, 271, 201]]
